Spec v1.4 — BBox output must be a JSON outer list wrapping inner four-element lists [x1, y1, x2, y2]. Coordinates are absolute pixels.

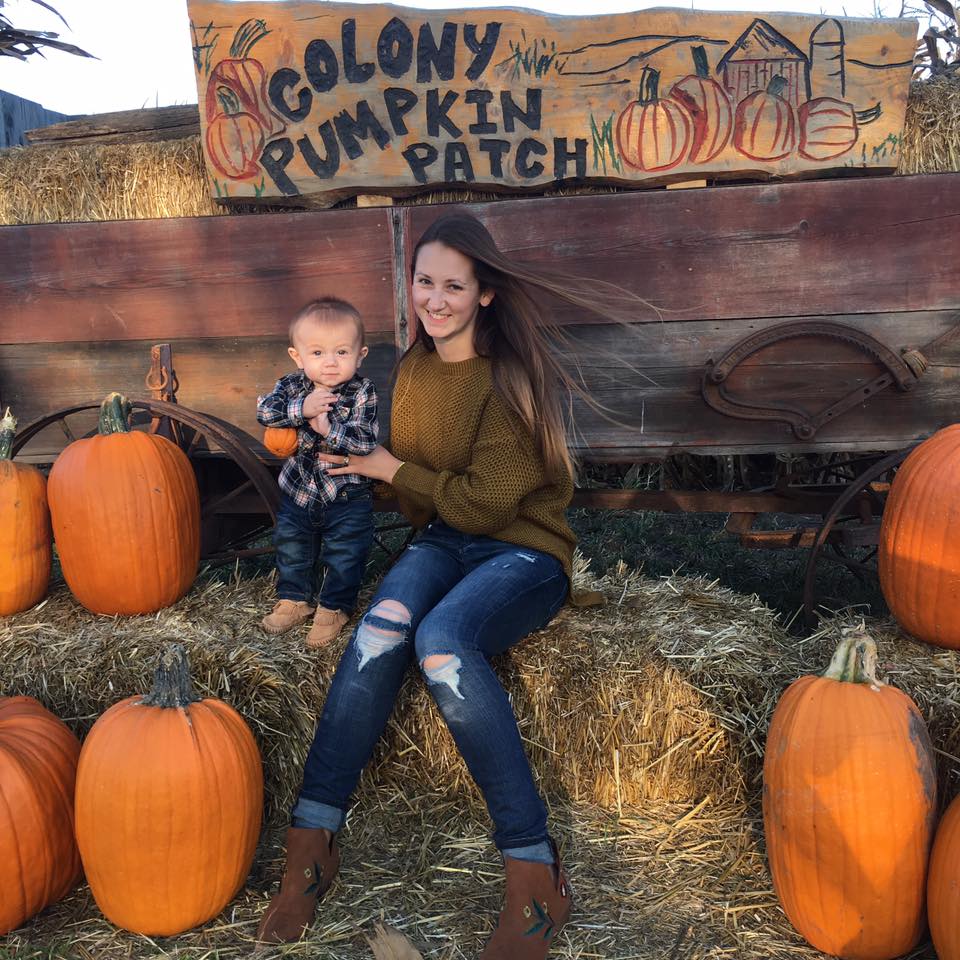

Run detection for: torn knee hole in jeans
[[355, 601, 410, 671], [421, 654, 465, 700]]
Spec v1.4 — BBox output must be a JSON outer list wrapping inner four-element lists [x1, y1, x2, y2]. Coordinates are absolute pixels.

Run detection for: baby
[[256, 297, 378, 647]]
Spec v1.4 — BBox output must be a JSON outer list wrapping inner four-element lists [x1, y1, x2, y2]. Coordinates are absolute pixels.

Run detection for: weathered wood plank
[[0, 206, 397, 345], [3, 174, 957, 350], [24, 105, 201, 146], [0, 336, 397, 460], [185, 1, 916, 204], [407, 173, 960, 325]]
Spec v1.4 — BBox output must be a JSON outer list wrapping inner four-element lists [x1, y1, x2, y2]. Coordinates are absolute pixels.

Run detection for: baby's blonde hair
[[289, 297, 365, 347]]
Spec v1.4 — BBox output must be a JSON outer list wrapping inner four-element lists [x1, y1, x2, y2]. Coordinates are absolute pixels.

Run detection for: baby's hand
[[302, 388, 337, 420], [308, 413, 331, 437]]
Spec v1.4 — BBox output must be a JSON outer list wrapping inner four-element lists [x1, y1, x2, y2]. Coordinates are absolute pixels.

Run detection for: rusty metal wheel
[[12, 398, 279, 565], [801, 446, 916, 629]]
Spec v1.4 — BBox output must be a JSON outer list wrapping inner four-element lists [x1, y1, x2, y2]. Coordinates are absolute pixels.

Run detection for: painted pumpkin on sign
[[0, 696, 82, 934], [799, 98, 859, 160], [763, 629, 936, 959], [733, 75, 796, 161], [668, 46, 732, 164], [879, 424, 960, 648], [0, 408, 51, 616], [617, 67, 691, 173], [74, 644, 263, 936]]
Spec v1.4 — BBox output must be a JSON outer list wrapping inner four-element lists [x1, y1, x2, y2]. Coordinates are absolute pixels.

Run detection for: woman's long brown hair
[[408, 213, 653, 483]]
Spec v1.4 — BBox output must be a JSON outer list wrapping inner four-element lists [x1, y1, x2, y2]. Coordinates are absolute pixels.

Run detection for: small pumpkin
[[799, 97, 859, 161], [48, 392, 200, 616], [928, 792, 960, 959], [616, 66, 692, 173], [878, 424, 960, 648], [263, 426, 299, 458], [733, 75, 796, 162], [74, 644, 263, 936], [763, 628, 936, 959], [0, 696, 82, 934], [0, 408, 51, 616], [668, 46, 732, 164], [205, 110, 265, 181]]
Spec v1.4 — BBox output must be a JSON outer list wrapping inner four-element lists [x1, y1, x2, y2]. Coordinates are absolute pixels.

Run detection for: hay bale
[[0, 556, 747, 825], [898, 74, 960, 175], [0, 137, 222, 225], [3, 562, 949, 958]]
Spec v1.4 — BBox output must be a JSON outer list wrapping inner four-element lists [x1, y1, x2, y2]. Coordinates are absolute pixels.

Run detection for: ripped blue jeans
[[294, 519, 568, 853]]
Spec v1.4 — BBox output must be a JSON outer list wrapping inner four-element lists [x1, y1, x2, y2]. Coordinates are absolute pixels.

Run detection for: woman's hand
[[319, 445, 402, 483]]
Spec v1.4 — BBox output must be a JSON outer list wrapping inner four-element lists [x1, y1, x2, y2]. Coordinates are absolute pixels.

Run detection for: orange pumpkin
[[0, 408, 51, 616], [799, 97, 859, 161], [0, 696, 82, 934], [48, 393, 200, 616], [616, 67, 691, 173], [763, 629, 936, 959], [74, 644, 263, 936], [668, 46, 732, 164], [263, 426, 299, 458], [928, 792, 960, 959], [733, 75, 796, 162], [878, 425, 960, 648]]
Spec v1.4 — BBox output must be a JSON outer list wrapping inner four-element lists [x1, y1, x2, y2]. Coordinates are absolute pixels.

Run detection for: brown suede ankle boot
[[480, 842, 572, 959], [256, 827, 340, 943]]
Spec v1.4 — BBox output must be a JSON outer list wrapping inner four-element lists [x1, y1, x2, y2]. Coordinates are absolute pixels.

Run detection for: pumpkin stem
[[98, 393, 133, 435], [0, 407, 16, 461], [822, 626, 885, 686], [639, 66, 661, 105], [691, 45, 710, 79], [140, 643, 202, 708], [766, 75, 789, 98]]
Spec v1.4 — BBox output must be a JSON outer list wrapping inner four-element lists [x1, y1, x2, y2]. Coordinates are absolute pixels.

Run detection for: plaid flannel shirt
[[257, 371, 379, 509]]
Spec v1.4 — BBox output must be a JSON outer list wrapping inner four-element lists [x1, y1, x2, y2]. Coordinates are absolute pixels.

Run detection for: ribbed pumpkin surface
[[0, 461, 51, 616], [48, 431, 200, 615], [928, 792, 960, 959], [263, 426, 298, 458], [74, 693, 263, 935], [879, 425, 960, 648], [763, 662, 936, 959], [0, 696, 82, 934]]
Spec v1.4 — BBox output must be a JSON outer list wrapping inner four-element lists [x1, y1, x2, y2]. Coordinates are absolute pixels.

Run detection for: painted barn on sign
[[717, 19, 808, 108]]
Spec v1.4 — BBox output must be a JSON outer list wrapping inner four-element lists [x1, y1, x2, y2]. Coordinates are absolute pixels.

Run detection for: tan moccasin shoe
[[306, 607, 349, 648], [262, 599, 315, 635]]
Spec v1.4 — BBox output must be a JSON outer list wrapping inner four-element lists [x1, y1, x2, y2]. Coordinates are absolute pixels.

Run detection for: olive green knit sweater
[[389, 343, 577, 578]]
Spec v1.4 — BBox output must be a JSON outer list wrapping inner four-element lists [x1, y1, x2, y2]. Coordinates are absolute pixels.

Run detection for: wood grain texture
[[186, 1, 916, 204]]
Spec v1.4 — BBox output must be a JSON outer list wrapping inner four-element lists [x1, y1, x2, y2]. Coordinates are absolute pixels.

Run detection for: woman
[[257, 213, 633, 957]]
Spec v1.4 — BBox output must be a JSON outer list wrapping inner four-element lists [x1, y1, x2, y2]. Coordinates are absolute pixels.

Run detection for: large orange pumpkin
[[0, 696, 82, 934], [878, 425, 960, 648], [928, 792, 960, 959], [0, 408, 51, 616], [616, 66, 691, 173], [263, 426, 298, 458], [763, 629, 936, 959], [74, 644, 263, 936], [667, 45, 732, 164], [48, 393, 200, 616], [733, 75, 796, 162]]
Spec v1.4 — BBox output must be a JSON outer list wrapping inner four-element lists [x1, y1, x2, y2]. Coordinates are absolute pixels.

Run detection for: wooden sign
[[186, 1, 918, 204]]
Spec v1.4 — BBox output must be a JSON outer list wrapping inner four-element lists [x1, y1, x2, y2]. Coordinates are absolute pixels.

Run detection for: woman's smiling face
[[412, 241, 494, 362]]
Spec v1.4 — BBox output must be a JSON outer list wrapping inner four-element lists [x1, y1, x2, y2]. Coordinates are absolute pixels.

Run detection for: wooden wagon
[[2, 169, 958, 621]]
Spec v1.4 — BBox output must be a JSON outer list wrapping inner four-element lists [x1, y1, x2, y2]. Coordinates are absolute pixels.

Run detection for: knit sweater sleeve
[[391, 393, 546, 535]]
